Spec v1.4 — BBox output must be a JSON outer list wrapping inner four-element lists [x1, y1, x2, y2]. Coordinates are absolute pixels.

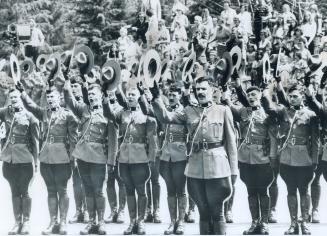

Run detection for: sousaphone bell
[[36, 54, 49, 70]]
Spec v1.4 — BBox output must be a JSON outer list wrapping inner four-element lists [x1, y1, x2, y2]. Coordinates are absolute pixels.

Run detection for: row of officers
[[1, 69, 327, 236]]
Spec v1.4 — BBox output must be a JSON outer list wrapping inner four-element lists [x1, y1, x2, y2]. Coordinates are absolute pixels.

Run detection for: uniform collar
[[291, 104, 304, 111], [200, 101, 212, 108], [170, 104, 180, 110], [48, 106, 60, 112], [91, 105, 102, 111], [75, 96, 82, 101], [13, 107, 24, 113], [251, 105, 261, 111]]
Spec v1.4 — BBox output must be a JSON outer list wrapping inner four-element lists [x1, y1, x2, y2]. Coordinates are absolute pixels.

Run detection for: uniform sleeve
[[103, 98, 122, 123], [139, 95, 155, 117], [0, 107, 8, 121], [21, 92, 45, 120], [29, 115, 40, 164], [223, 106, 238, 176], [152, 97, 186, 124], [107, 119, 119, 166], [67, 112, 79, 154], [310, 114, 320, 165], [146, 117, 158, 162], [63, 82, 86, 119], [268, 123, 278, 160]]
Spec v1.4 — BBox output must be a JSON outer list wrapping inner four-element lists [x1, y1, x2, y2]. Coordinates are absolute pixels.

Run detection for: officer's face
[[126, 88, 140, 107], [195, 81, 212, 104], [288, 90, 303, 107], [88, 88, 102, 106], [9, 90, 23, 109], [71, 83, 83, 98], [247, 90, 262, 107], [168, 91, 181, 106], [46, 91, 61, 108]]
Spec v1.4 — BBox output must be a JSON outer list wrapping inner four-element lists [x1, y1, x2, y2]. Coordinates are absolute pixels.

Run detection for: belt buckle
[[49, 136, 54, 144], [10, 136, 15, 144], [290, 137, 296, 146], [245, 137, 250, 144], [203, 141, 208, 151], [84, 135, 90, 143], [169, 133, 173, 143], [128, 135, 133, 144]]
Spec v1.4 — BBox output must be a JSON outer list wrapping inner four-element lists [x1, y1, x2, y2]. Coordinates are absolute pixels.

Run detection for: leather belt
[[192, 141, 223, 152], [287, 137, 307, 146], [47, 136, 66, 144], [243, 137, 267, 145], [167, 133, 186, 143], [82, 135, 106, 144], [9, 136, 27, 144], [123, 135, 146, 144]]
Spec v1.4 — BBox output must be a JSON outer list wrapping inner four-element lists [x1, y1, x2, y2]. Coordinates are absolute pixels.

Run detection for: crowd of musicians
[[1, 0, 327, 235]]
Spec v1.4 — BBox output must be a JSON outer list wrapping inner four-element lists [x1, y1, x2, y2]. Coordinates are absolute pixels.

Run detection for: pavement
[[1, 162, 327, 235]]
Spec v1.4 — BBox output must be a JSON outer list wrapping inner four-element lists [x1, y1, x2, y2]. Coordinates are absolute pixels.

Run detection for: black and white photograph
[[1, 0, 327, 235]]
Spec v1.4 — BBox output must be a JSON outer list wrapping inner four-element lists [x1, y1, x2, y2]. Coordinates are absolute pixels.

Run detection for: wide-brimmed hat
[[10, 54, 21, 85], [73, 45, 94, 75], [143, 49, 161, 87], [101, 60, 121, 91]]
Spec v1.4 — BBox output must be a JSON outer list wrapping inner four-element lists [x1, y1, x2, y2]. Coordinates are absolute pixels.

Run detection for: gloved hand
[[149, 81, 160, 100], [137, 81, 145, 95], [15, 81, 24, 93]]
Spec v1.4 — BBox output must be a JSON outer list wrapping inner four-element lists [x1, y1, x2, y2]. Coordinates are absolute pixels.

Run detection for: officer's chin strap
[[185, 107, 206, 158]]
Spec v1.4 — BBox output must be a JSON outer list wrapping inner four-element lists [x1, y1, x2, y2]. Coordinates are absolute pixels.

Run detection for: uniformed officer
[[19, 84, 79, 235], [152, 78, 238, 235], [104, 83, 157, 235], [63, 79, 118, 235], [264, 82, 319, 235], [0, 88, 39, 235], [138, 82, 188, 235], [68, 80, 89, 224], [104, 91, 126, 224], [224, 79, 276, 235]]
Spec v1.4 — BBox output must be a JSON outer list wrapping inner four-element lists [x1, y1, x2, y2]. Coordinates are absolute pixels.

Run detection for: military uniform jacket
[[263, 96, 319, 167], [153, 98, 238, 179], [104, 99, 157, 164], [64, 88, 118, 165], [0, 107, 39, 164], [22, 93, 78, 164], [306, 94, 327, 162]]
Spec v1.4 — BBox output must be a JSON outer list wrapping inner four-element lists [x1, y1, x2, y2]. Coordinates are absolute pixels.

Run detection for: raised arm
[[262, 88, 285, 119], [234, 78, 250, 107], [63, 80, 86, 118], [152, 97, 185, 124], [21, 91, 45, 120], [276, 81, 290, 108]]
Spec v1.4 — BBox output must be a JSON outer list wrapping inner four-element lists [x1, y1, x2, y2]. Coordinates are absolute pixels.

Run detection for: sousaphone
[[143, 50, 161, 87], [101, 60, 121, 91], [10, 54, 21, 85], [20, 59, 35, 78]]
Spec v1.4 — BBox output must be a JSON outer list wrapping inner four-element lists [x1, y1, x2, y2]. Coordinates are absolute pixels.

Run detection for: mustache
[[169, 99, 174, 103], [197, 94, 206, 98]]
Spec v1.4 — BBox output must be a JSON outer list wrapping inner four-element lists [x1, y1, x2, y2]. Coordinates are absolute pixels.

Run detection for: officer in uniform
[[224, 79, 276, 235], [152, 78, 238, 235], [105, 91, 126, 224], [64, 79, 118, 235], [19, 84, 79, 235], [68, 80, 89, 224], [104, 82, 157, 235], [0, 88, 39, 235], [264, 82, 319, 235], [138, 82, 188, 235]]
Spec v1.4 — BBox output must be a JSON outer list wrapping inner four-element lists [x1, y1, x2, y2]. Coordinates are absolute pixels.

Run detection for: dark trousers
[[187, 177, 232, 222], [280, 164, 314, 196], [107, 165, 126, 211], [40, 163, 72, 199], [239, 162, 274, 197], [119, 163, 150, 197], [72, 166, 86, 211], [160, 160, 186, 197], [3, 162, 34, 198], [146, 158, 160, 211], [77, 160, 106, 198]]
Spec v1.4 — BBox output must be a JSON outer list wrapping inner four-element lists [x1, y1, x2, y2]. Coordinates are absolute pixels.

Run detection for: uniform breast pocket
[[210, 122, 223, 138]]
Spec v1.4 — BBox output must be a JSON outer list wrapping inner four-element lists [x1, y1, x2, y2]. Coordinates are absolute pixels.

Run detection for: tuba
[[36, 54, 49, 71]]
